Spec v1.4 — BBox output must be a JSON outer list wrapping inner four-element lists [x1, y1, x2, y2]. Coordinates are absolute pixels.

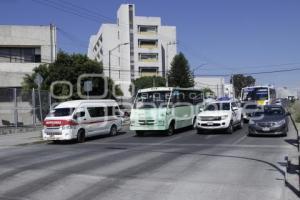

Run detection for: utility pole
[[166, 41, 177, 87]]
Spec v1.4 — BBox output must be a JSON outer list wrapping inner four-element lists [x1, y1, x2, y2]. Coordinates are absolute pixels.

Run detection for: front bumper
[[248, 124, 287, 135], [196, 120, 230, 130], [130, 124, 167, 131], [42, 128, 77, 141]]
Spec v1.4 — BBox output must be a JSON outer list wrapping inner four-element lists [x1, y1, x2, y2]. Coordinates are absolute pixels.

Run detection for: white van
[[42, 100, 123, 143]]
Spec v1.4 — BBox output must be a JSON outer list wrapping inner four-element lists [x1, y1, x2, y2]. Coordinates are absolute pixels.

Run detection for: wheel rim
[[168, 124, 174, 135], [111, 126, 117, 136]]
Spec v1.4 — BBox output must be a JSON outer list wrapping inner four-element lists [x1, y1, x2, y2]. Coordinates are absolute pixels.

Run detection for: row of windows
[[86, 106, 120, 118], [171, 90, 204, 105], [138, 53, 158, 62], [0, 47, 41, 63]]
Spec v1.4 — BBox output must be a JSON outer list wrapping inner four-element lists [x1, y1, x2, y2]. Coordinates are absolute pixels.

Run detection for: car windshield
[[204, 103, 230, 111], [254, 107, 284, 116], [134, 91, 170, 109], [48, 107, 75, 117], [242, 87, 269, 101]]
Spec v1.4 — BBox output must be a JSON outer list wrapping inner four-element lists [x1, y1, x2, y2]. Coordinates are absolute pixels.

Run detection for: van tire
[[109, 125, 118, 136], [77, 130, 85, 143], [135, 131, 144, 137], [166, 122, 175, 136]]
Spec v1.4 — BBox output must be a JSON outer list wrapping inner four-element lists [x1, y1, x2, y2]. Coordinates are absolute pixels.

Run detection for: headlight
[[62, 125, 73, 130], [157, 120, 165, 126], [197, 116, 202, 121], [221, 115, 228, 120], [130, 120, 135, 125], [274, 119, 285, 126]]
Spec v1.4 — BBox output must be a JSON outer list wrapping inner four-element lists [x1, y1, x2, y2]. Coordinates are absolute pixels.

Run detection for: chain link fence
[[0, 88, 54, 128]]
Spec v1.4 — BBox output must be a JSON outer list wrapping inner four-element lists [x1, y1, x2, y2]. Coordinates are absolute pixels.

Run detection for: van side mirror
[[73, 115, 78, 120]]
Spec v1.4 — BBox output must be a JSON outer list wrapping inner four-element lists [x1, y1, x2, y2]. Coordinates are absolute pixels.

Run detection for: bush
[[292, 101, 300, 123]]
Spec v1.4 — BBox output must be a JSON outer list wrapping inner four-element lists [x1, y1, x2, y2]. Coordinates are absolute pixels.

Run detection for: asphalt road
[[0, 123, 298, 200]]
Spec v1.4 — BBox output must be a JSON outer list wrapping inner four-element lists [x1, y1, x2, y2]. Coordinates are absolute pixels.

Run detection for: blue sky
[[1, 0, 300, 89]]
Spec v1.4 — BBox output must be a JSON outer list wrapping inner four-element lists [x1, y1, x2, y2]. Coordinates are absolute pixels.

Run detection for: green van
[[130, 87, 204, 136]]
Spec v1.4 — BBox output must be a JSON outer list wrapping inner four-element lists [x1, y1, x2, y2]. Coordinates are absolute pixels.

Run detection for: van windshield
[[134, 91, 170, 109], [49, 108, 75, 117]]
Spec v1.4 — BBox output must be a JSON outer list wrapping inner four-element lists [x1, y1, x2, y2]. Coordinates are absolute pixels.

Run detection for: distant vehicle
[[196, 100, 243, 134], [248, 105, 289, 136], [241, 86, 276, 106], [130, 87, 204, 136], [43, 100, 123, 143], [272, 98, 288, 107], [242, 103, 259, 122]]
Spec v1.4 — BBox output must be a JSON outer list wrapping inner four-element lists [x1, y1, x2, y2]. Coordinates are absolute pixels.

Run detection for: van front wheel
[[77, 130, 85, 143], [166, 123, 175, 136], [109, 125, 118, 136]]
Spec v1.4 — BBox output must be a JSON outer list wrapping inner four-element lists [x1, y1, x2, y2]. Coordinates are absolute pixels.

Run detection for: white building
[[194, 76, 226, 98], [88, 4, 177, 97], [0, 24, 57, 88]]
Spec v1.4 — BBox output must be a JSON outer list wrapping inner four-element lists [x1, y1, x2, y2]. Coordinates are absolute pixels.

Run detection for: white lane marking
[[232, 134, 247, 145]]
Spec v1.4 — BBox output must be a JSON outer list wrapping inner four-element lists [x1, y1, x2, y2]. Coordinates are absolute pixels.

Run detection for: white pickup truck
[[196, 100, 244, 134]]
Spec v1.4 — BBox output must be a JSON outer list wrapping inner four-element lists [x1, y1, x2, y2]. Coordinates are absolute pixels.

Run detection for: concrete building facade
[[88, 4, 177, 97], [194, 76, 226, 98], [0, 25, 57, 88]]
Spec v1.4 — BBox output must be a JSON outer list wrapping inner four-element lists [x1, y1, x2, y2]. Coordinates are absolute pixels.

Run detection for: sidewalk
[[0, 130, 44, 147]]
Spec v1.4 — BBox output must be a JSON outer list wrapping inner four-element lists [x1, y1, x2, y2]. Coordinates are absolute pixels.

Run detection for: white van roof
[[139, 87, 202, 93], [55, 99, 118, 109]]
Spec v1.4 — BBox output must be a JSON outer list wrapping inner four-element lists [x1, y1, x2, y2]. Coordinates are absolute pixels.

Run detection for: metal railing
[[0, 88, 53, 129]]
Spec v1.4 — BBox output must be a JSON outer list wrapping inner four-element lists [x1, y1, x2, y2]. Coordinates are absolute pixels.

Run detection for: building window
[[0, 47, 41, 63], [139, 53, 158, 62], [138, 39, 158, 49], [139, 67, 158, 77], [138, 25, 157, 35]]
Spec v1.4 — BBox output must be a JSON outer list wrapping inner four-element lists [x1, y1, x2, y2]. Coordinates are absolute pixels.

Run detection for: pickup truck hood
[[198, 110, 231, 117]]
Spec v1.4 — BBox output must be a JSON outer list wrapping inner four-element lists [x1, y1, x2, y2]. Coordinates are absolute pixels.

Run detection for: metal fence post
[[32, 88, 36, 127], [13, 88, 18, 128]]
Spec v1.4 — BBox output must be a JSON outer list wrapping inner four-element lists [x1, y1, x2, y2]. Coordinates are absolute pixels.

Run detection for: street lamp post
[[108, 42, 129, 81], [166, 41, 177, 87]]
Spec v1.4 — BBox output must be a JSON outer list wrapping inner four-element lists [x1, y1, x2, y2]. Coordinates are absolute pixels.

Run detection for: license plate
[[262, 127, 270, 132], [207, 122, 214, 126]]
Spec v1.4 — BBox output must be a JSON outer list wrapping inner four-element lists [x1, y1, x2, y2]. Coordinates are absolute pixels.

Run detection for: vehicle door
[[172, 90, 192, 128], [86, 106, 106, 135], [74, 107, 88, 133], [231, 102, 240, 124]]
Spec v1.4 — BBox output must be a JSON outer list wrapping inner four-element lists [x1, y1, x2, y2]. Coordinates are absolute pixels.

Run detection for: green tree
[[167, 52, 194, 88], [230, 74, 256, 97], [22, 51, 123, 100], [202, 87, 215, 97], [130, 76, 166, 95]]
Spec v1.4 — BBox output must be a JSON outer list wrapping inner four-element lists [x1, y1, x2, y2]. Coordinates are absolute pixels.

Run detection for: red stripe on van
[[43, 120, 78, 127], [81, 119, 118, 125]]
